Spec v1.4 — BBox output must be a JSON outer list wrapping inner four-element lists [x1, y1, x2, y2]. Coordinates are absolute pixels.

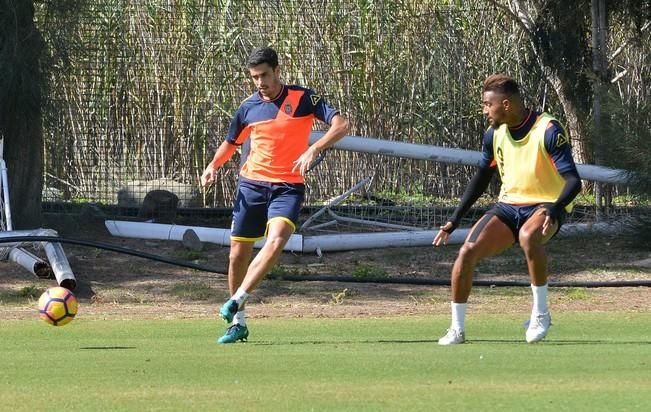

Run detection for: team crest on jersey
[[284, 103, 292, 114], [556, 133, 568, 148], [310, 94, 322, 106]]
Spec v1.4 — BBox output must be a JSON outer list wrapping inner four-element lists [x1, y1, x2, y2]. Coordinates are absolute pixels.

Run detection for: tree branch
[[608, 19, 651, 64], [485, 0, 536, 36]]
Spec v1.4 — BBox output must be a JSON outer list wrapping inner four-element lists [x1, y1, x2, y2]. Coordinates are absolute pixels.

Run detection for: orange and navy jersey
[[226, 85, 339, 183]]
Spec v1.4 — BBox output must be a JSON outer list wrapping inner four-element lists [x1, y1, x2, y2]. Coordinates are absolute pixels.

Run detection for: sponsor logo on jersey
[[310, 94, 321, 106]]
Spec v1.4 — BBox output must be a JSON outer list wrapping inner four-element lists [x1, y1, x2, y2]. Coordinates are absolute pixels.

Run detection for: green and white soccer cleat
[[217, 324, 249, 344], [219, 299, 239, 323], [526, 312, 552, 343]]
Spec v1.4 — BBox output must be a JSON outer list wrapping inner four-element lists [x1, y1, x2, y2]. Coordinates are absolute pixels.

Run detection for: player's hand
[[292, 146, 320, 176], [540, 204, 559, 236], [200, 166, 217, 187], [542, 215, 553, 236], [433, 222, 455, 247]]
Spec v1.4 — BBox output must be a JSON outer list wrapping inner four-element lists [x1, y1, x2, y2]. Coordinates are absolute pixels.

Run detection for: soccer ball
[[38, 287, 78, 326]]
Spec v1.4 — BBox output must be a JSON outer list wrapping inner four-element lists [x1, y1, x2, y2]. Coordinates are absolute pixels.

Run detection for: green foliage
[[330, 287, 353, 304], [27, 0, 651, 226], [351, 262, 387, 278], [18, 285, 41, 298], [561, 287, 593, 301], [0, 285, 42, 303]]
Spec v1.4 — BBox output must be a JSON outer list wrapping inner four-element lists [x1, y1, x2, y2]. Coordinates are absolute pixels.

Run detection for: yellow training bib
[[493, 113, 573, 212]]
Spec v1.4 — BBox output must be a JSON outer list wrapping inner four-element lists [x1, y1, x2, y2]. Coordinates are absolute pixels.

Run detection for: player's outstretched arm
[[432, 166, 495, 247], [200, 141, 238, 187], [293, 114, 349, 176]]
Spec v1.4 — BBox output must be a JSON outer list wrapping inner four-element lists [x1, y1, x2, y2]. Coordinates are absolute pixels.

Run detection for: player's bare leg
[[217, 240, 254, 344], [228, 240, 254, 295], [439, 215, 514, 345], [518, 208, 558, 343], [219, 219, 293, 324], [238, 219, 294, 293], [451, 215, 515, 302], [519, 208, 557, 286]]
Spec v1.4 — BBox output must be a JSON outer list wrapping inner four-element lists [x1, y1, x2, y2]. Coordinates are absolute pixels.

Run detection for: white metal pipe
[[105, 220, 305, 252], [327, 209, 423, 231], [301, 229, 469, 252], [305, 220, 338, 231], [0, 229, 76, 286], [299, 176, 371, 231], [310, 133, 631, 185], [106, 219, 623, 253], [8, 247, 51, 278], [105, 220, 463, 252], [1, 159, 13, 231], [42, 241, 76, 287]]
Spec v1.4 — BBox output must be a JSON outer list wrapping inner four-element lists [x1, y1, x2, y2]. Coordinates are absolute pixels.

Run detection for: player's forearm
[[208, 141, 238, 169], [310, 115, 350, 154], [449, 166, 495, 228], [550, 171, 582, 215]]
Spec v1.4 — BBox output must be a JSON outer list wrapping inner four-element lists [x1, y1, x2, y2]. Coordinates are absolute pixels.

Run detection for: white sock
[[231, 289, 249, 307], [451, 302, 467, 331], [233, 310, 246, 326], [531, 283, 549, 315]]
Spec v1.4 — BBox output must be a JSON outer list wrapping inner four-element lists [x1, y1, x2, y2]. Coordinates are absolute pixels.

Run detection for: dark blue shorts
[[230, 177, 305, 242], [486, 202, 565, 241]]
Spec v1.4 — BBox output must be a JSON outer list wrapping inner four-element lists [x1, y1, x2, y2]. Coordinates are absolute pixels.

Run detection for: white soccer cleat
[[438, 328, 466, 345], [526, 312, 552, 343]]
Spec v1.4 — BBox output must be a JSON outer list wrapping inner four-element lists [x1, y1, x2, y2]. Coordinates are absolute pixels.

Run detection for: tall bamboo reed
[[35, 0, 650, 220]]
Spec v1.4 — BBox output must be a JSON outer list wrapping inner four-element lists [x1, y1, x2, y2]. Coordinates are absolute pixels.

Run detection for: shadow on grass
[[247, 339, 651, 346], [79, 346, 138, 350], [249, 339, 438, 346]]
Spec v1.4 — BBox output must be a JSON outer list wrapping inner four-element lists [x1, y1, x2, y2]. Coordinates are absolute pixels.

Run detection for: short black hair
[[247, 46, 279, 68], [483, 73, 520, 96]]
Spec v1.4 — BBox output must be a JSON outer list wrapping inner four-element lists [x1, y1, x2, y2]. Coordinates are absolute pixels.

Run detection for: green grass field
[[1, 314, 650, 411]]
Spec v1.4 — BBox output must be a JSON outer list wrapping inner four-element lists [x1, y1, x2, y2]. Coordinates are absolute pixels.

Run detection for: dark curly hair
[[247, 46, 279, 68]]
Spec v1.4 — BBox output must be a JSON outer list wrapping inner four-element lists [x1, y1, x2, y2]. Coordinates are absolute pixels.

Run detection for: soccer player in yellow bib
[[433, 74, 582, 345]]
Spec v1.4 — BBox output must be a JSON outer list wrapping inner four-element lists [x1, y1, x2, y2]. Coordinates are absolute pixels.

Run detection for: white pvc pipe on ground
[[105, 220, 466, 252], [105, 220, 304, 252], [301, 229, 469, 252], [0, 229, 76, 286], [8, 247, 51, 278], [106, 219, 621, 253], [42, 241, 76, 286]]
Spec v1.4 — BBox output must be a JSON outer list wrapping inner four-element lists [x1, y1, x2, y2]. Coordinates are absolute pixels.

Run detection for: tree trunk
[[501, 0, 593, 164], [544, 72, 591, 164], [0, 0, 44, 229]]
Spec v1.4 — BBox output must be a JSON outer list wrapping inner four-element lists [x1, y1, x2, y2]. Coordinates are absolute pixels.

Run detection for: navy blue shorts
[[486, 202, 565, 241], [230, 177, 305, 242]]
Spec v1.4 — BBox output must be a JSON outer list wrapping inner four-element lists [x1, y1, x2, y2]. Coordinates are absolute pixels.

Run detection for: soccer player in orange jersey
[[433, 74, 581, 345], [201, 46, 349, 344]]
